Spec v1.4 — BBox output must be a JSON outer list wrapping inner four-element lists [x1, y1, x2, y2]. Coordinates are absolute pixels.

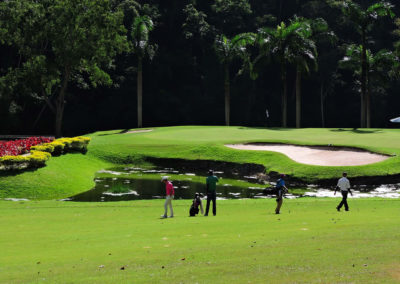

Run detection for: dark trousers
[[205, 192, 216, 216], [337, 191, 349, 211], [275, 198, 283, 214]]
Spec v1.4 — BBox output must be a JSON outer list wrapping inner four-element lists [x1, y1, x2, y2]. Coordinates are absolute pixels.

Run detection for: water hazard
[[65, 166, 400, 202], [66, 166, 271, 202]]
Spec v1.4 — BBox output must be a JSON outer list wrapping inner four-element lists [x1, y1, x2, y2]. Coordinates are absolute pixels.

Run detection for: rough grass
[[0, 198, 399, 283], [2, 126, 400, 199]]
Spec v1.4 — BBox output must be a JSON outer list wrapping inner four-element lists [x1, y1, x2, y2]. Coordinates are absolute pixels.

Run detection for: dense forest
[[1, 0, 400, 136]]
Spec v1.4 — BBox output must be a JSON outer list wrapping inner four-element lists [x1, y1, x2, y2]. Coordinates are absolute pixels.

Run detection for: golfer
[[205, 170, 219, 216], [275, 174, 288, 214], [161, 176, 174, 218], [334, 172, 352, 211]]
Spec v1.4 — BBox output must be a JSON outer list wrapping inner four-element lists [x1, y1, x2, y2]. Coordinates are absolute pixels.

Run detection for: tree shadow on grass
[[238, 127, 296, 131], [0, 167, 40, 178], [330, 128, 382, 134], [97, 129, 131, 136]]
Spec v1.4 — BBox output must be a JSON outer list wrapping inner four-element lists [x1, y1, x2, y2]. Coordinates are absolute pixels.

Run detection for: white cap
[[161, 176, 168, 182]]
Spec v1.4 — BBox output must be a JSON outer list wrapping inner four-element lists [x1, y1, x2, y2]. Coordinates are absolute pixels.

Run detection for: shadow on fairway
[[238, 127, 296, 131], [97, 129, 131, 136], [0, 167, 40, 177], [330, 128, 382, 134]]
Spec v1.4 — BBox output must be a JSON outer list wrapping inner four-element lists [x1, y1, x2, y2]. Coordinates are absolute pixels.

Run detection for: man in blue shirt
[[205, 170, 219, 216], [275, 174, 288, 214]]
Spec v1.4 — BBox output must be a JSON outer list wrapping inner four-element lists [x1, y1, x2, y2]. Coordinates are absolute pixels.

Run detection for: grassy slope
[[1, 126, 400, 199], [0, 198, 399, 283]]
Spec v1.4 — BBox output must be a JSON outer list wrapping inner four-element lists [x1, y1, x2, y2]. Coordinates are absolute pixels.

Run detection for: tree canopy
[[1, 0, 400, 135]]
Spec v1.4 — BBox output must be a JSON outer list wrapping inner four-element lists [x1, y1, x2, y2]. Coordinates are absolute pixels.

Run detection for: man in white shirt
[[334, 172, 353, 211]]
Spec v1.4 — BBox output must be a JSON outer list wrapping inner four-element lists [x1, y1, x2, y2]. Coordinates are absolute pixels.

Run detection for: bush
[[0, 151, 50, 170], [49, 141, 65, 155], [29, 150, 51, 167], [30, 143, 55, 154], [54, 136, 91, 153], [0, 136, 90, 170], [0, 154, 30, 169]]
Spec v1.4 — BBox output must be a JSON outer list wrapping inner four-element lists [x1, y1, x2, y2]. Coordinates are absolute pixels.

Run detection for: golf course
[[1, 126, 400, 283]]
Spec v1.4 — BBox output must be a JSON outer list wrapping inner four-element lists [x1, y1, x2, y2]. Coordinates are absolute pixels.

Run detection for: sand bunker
[[126, 129, 153, 134], [225, 144, 390, 166]]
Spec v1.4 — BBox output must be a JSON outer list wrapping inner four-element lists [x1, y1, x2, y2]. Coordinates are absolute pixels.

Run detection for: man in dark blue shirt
[[275, 174, 288, 214]]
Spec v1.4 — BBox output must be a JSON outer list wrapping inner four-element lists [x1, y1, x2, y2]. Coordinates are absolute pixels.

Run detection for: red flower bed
[[0, 137, 54, 157]]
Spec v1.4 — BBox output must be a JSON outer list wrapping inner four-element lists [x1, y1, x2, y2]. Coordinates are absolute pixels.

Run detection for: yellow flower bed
[[0, 136, 91, 170]]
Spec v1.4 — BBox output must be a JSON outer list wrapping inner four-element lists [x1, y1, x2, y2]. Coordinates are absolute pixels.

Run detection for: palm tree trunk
[[366, 71, 371, 128], [55, 67, 70, 138], [224, 63, 230, 126], [137, 57, 143, 128], [296, 67, 301, 128], [361, 32, 367, 128], [320, 82, 325, 128], [281, 64, 287, 128]]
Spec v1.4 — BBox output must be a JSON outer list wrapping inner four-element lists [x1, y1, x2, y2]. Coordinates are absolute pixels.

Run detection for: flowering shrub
[[0, 137, 54, 157], [30, 143, 55, 154], [0, 150, 51, 170], [55, 136, 91, 152], [0, 136, 90, 170]]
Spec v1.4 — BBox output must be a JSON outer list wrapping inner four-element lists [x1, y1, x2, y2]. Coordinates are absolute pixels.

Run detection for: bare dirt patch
[[225, 143, 390, 166]]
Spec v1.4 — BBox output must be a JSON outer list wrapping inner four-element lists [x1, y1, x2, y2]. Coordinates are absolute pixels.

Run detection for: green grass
[[0, 198, 399, 283], [2, 126, 400, 199]]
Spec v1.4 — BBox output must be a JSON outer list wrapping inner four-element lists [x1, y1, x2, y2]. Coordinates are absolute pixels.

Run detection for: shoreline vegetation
[[1, 126, 400, 200]]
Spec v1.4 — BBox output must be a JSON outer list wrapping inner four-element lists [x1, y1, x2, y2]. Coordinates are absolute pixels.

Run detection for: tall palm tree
[[330, 0, 394, 128], [214, 33, 256, 126], [292, 18, 317, 128], [131, 15, 155, 128], [255, 20, 314, 127], [340, 45, 398, 127], [293, 17, 336, 128]]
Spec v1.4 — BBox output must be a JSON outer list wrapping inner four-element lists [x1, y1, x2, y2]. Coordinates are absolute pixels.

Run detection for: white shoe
[[161, 215, 167, 218], [168, 215, 174, 218]]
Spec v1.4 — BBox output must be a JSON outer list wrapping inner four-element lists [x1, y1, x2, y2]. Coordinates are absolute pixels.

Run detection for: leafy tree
[[211, 0, 252, 36], [182, 4, 211, 40], [130, 15, 156, 128], [0, 0, 128, 137], [214, 33, 256, 126], [329, 0, 395, 128]]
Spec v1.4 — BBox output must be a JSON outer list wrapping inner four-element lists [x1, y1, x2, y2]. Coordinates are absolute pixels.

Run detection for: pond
[[66, 166, 277, 202], [64, 165, 400, 202]]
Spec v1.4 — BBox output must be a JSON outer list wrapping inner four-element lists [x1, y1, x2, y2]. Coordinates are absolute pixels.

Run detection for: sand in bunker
[[126, 129, 153, 134], [225, 144, 390, 166]]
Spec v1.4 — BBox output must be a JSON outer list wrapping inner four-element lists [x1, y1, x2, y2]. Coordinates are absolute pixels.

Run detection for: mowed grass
[[2, 126, 400, 199], [1, 198, 400, 283]]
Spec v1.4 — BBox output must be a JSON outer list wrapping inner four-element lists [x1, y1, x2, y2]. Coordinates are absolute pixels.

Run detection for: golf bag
[[189, 196, 201, 216]]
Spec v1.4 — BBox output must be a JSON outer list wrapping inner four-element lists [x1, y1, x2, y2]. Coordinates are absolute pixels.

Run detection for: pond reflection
[[67, 166, 270, 202], [65, 166, 400, 202]]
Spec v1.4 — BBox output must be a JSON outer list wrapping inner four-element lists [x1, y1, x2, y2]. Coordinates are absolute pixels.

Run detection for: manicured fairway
[[2, 126, 400, 199], [1, 198, 399, 283]]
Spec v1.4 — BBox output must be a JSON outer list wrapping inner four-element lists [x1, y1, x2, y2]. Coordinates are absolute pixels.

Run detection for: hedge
[[0, 136, 91, 171]]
